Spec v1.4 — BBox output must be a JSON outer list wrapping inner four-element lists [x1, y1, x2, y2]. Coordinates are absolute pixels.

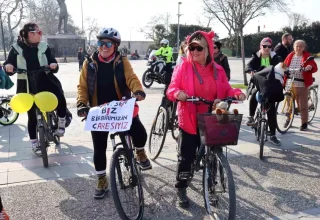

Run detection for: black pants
[[164, 62, 173, 85], [91, 116, 147, 172], [79, 61, 83, 71], [175, 128, 200, 188], [27, 84, 67, 140], [249, 89, 277, 135]]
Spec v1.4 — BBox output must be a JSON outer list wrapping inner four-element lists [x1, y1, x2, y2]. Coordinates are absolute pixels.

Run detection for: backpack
[[252, 66, 284, 103]]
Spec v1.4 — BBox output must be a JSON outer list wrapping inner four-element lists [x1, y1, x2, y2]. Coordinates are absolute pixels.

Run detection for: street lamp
[[129, 27, 133, 50], [177, 2, 182, 50], [81, 0, 84, 33]]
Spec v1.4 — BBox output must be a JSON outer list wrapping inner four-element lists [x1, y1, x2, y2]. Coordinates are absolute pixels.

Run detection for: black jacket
[[274, 43, 293, 62], [214, 52, 231, 80], [245, 51, 280, 73], [3, 42, 63, 94]]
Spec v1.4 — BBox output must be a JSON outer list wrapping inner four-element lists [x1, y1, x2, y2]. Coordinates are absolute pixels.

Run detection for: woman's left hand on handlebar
[[235, 93, 246, 101], [305, 65, 312, 71], [49, 63, 58, 70]]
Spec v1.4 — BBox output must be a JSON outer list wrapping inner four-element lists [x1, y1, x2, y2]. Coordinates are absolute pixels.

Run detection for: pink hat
[[260, 37, 272, 45]]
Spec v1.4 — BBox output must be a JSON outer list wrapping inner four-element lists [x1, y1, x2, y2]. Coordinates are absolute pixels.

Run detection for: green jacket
[[0, 66, 14, 90], [155, 46, 173, 63]]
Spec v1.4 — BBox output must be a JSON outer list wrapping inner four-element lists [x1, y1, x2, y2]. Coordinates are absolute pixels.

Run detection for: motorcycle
[[142, 50, 176, 88], [130, 52, 140, 60], [0, 95, 19, 126]]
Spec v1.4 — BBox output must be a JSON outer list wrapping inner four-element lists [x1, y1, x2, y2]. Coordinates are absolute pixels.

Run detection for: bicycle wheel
[[37, 125, 49, 168], [276, 93, 295, 133], [259, 121, 266, 160], [203, 148, 236, 220], [171, 103, 179, 141], [0, 101, 19, 126], [308, 88, 318, 123], [110, 148, 144, 220], [49, 112, 60, 145], [148, 107, 168, 160]]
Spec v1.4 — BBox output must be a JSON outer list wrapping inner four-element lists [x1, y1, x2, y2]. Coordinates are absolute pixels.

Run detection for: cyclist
[[214, 41, 231, 81], [283, 39, 318, 131], [155, 39, 173, 85], [245, 37, 281, 146], [3, 22, 68, 156], [77, 27, 152, 199], [166, 30, 246, 208]]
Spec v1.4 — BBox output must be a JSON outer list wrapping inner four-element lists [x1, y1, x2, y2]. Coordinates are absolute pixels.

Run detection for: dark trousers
[[164, 63, 173, 85], [91, 116, 147, 172], [249, 89, 277, 135], [79, 61, 83, 71], [175, 128, 200, 188], [27, 83, 67, 140]]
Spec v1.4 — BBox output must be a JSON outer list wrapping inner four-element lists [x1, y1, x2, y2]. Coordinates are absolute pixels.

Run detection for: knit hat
[[260, 37, 272, 45]]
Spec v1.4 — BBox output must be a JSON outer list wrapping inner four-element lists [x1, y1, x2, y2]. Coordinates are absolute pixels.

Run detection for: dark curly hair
[[19, 22, 38, 42]]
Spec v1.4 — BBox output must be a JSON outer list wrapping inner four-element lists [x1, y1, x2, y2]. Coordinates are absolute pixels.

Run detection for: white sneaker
[[31, 141, 42, 156], [55, 117, 66, 137]]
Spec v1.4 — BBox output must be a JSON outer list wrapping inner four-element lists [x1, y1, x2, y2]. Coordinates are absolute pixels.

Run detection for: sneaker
[[94, 175, 109, 199], [31, 141, 42, 156], [270, 135, 281, 146], [300, 123, 308, 131], [55, 117, 66, 137], [135, 149, 152, 170], [177, 188, 190, 208], [246, 116, 255, 126]]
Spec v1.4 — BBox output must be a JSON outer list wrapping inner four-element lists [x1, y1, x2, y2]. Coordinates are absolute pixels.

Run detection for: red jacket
[[283, 51, 318, 87]]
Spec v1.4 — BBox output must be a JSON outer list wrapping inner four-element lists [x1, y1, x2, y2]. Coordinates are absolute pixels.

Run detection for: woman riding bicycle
[[283, 40, 318, 131], [3, 22, 67, 156], [166, 30, 246, 208], [245, 37, 281, 146], [77, 27, 152, 199]]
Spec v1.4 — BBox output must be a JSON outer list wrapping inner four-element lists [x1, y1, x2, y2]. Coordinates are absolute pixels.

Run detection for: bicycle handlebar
[[185, 96, 243, 105], [13, 66, 52, 74]]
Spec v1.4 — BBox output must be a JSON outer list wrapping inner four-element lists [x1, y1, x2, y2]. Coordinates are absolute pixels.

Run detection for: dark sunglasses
[[30, 30, 42, 35], [214, 46, 218, 49], [262, 45, 272, 49], [189, 45, 203, 52], [97, 41, 114, 48]]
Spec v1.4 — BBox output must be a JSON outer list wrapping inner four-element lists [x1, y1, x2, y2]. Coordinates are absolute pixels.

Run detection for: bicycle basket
[[197, 113, 243, 146]]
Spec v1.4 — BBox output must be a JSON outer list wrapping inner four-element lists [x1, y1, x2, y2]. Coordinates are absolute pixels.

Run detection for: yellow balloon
[[10, 93, 34, 113], [34, 91, 58, 112]]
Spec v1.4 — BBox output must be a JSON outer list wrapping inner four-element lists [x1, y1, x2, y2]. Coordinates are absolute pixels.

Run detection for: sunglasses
[[189, 45, 203, 52], [262, 45, 272, 48], [30, 30, 42, 35], [214, 46, 218, 49], [97, 41, 114, 48]]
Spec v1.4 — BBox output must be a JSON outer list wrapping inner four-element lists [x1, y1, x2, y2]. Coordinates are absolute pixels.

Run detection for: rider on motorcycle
[[155, 39, 173, 85], [3, 22, 68, 156]]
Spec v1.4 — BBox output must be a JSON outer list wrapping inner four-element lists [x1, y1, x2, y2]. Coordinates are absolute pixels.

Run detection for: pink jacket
[[166, 31, 242, 135]]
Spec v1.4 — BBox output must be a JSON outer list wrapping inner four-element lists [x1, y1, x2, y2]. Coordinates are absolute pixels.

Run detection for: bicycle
[[276, 56, 318, 133], [181, 96, 242, 220], [12, 67, 61, 168], [0, 95, 19, 126], [148, 86, 179, 160], [82, 97, 144, 220]]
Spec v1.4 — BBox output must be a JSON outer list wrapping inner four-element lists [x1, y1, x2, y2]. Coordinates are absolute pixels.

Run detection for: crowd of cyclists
[[0, 20, 318, 218]]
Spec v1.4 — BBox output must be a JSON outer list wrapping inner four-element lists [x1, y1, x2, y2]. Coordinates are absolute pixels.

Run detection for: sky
[[66, 0, 319, 42]]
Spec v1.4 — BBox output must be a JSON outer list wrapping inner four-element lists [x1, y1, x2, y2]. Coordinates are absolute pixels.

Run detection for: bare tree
[[139, 14, 171, 41], [0, 0, 24, 47], [203, 0, 289, 85], [196, 9, 214, 28], [288, 12, 308, 29], [85, 17, 99, 45]]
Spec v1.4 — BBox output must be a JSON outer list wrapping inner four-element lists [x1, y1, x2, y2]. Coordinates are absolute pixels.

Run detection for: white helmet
[[160, 39, 169, 45], [97, 27, 121, 44]]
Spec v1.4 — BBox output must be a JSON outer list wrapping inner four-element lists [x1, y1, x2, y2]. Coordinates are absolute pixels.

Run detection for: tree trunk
[[240, 29, 248, 85]]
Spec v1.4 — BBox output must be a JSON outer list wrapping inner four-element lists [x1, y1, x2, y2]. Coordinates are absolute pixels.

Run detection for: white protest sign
[[84, 98, 136, 132]]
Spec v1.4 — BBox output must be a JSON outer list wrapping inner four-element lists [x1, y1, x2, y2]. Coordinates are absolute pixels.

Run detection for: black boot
[[177, 188, 190, 208]]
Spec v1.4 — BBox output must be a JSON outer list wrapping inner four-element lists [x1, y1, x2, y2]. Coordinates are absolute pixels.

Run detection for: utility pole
[[177, 2, 182, 49], [0, 11, 6, 60], [81, 0, 84, 33]]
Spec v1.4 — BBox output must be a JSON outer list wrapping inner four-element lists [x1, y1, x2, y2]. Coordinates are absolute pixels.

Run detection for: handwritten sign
[[85, 98, 136, 132]]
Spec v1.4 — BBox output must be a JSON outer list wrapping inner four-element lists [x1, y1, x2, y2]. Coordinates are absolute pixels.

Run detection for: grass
[[231, 84, 248, 89]]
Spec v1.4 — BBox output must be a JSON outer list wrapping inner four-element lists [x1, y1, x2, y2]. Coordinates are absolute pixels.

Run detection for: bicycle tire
[[142, 70, 154, 88], [203, 148, 236, 220], [148, 107, 168, 160], [259, 121, 266, 160], [308, 88, 318, 123], [0, 101, 19, 126], [110, 148, 144, 220], [38, 126, 49, 168], [171, 103, 179, 141], [276, 93, 295, 134], [49, 113, 60, 145]]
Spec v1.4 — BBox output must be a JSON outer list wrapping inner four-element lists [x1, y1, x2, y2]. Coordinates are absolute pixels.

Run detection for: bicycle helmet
[[255, 91, 265, 104], [160, 39, 169, 46], [97, 28, 121, 44]]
